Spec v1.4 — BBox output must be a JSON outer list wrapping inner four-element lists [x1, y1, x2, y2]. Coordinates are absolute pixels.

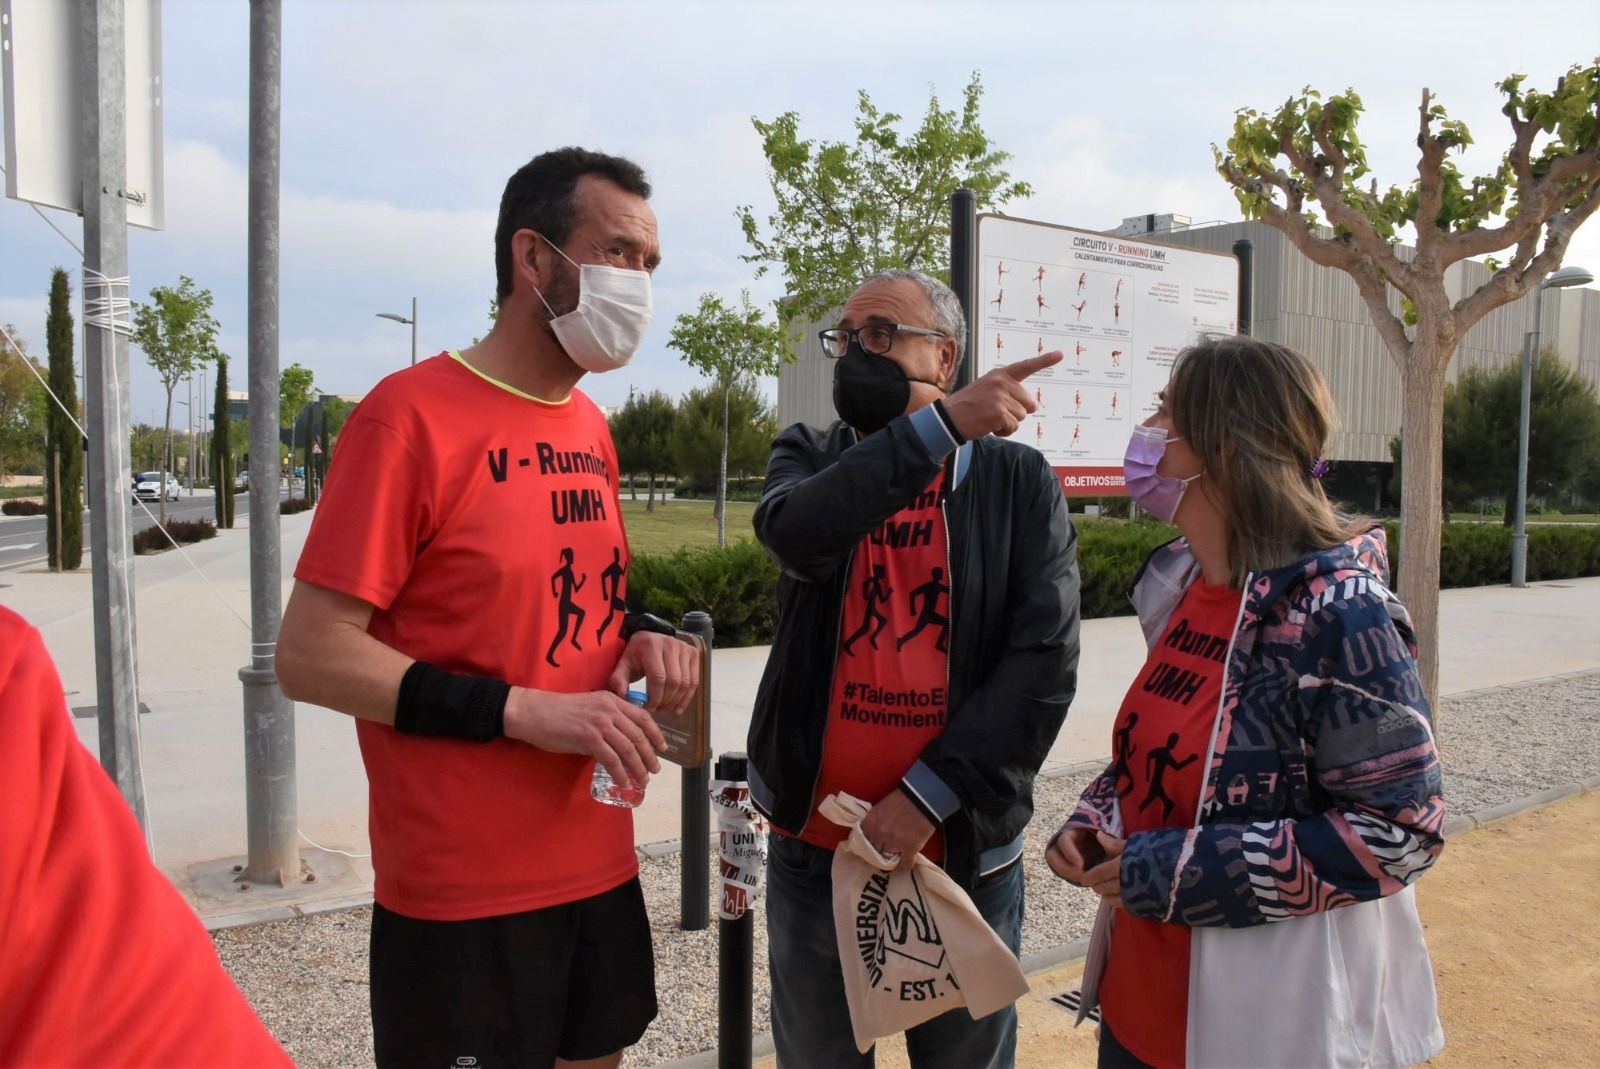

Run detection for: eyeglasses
[[818, 322, 947, 359]]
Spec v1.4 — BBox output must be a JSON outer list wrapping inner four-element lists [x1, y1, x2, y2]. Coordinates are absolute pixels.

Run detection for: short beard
[[538, 258, 581, 342]]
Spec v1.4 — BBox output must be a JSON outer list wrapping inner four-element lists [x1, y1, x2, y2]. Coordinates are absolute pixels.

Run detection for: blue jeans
[[765, 834, 1024, 1069]]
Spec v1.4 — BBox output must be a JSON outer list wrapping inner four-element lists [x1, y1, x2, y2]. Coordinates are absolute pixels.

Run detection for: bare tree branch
[[1413, 90, 1449, 264], [1452, 180, 1600, 333]]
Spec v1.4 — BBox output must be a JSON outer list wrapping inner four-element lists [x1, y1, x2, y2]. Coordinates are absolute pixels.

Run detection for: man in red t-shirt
[[277, 149, 698, 1069], [0, 607, 290, 1068]]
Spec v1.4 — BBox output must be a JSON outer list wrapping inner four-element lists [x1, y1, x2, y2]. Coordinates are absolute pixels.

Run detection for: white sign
[[2, 0, 165, 230], [973, 215, 1236, 495]]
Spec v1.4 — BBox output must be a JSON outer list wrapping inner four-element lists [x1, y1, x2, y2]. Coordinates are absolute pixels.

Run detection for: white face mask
[[533, 238, 653, 373]]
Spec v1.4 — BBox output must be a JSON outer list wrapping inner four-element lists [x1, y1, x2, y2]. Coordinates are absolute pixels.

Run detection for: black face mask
[[832, 341, 944, 436]]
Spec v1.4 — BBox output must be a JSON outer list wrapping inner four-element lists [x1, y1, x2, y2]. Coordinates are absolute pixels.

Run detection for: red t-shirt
[[0, 607, 291, 1068], [800, 467, 951, 862], [1100, 578, 1240, 1069], [294, 352, 637, 920]]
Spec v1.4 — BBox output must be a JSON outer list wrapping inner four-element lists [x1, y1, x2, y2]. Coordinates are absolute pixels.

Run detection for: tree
[[130, 423, 166, 473], [609, 389, 677, 512], [738, 72, 1031, 330], [131, 275, 220, 524], [1441, 353, 1600, 518], [46, 269, 83, 569], [0, 326, 46, 490], [1215, 61, 1600, 705], [668, 291, 786, 546], [279, 362, 315, 492], [211, 354, 235, 528], [671, 379, 777, 511]]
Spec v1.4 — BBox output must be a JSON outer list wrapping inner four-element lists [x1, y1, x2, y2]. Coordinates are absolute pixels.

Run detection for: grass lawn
[[1, 485, 44, 500], [620, 498, 757, 554]]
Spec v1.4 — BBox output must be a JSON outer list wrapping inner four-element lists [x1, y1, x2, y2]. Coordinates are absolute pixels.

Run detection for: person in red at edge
[[277, 148, 699, 1069], [0, 607, 290, 1068]]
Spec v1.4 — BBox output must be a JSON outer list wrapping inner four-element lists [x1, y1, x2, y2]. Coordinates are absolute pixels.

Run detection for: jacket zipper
[[940, 459, 956, 717]]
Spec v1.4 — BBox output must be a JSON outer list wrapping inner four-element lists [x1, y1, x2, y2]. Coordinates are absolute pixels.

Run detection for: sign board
[[973, 215, 1236, 496], [2, 0, 164, 229]]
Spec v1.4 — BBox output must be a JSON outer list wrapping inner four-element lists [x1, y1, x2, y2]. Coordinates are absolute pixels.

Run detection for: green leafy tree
[[211, 354, 235, 528], [45, 269, 83, 568], [279, 362, 315, 491], [130, 423, 165, 473], [1443, 353, 1600, 519], [668, 291, 786, 545], [738, 72, 1031, 329], [671, 379, 776, 512], [1215, 60, 1600, 705], [131, 275, 220, 523], [0, 326, 46, 489], [609, 389, 677, 512]]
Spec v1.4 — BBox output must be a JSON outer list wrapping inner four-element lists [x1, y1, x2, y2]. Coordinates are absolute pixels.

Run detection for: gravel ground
[[216, 672, 1600, 1068]]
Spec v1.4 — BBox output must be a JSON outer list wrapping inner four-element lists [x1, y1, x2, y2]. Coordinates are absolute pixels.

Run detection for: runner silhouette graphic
[[1139, 732, 1198, 821], [896, 567, 951, 653], [545, 547, 587, 667], [596, 546, 628, 643], [842, 565, 894, 656], [1109, 712, 1140, 798]]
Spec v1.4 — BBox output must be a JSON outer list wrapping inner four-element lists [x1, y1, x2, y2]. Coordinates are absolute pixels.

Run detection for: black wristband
[[931, 398, 967, 445], [394, 661, 509, 742], [621, 612, 677, 641]]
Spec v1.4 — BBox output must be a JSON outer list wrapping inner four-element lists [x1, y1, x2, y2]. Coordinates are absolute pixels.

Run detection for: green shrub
[[132, 518, 216, 555], [280, 497, 313, 515], [627, 539, 780, 648], [672, 475, 764, 502], [1074, 517, 1179, 618], [1526, 524, 1600, 581], [2, 499, 45, 516]]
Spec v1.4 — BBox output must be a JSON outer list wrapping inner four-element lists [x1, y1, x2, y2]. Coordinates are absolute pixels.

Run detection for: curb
[[646, 777, 1599, 1068]]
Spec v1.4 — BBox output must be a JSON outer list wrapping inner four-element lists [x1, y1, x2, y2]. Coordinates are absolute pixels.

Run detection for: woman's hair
[[1166, 336, 1370, 585]]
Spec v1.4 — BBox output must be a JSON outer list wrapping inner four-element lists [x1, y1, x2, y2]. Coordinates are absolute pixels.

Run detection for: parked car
[[133, 471, 182, 502]]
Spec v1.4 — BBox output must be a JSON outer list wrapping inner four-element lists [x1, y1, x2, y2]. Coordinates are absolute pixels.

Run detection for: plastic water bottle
[[591, 689, 649, 808]]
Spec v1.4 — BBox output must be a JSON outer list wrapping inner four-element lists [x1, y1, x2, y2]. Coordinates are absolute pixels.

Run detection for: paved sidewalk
[[2, 516, 1597, 923]]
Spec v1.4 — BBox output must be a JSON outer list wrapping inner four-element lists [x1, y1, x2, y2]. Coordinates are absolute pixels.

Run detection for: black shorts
[[369, 877, 657, 1068]]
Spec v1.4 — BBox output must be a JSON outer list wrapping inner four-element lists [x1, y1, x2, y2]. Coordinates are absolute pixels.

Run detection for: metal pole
[[1232, 238, 1254, 335], [1511, 287, 1543, 588], [680, 610, 713, 931], [239, 0, 299, 886], [82, 0, 147, 839], [949, 189, 977, 389], [410, 296, 418, 366], [715, 751, 755, 1069]]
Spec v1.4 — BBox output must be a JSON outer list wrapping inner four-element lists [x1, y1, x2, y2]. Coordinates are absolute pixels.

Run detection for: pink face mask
[[1123, 424, 1202, 523]]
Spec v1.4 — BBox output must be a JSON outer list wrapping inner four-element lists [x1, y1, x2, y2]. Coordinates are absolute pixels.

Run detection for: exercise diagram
[[990, 289, 1004, 313], [997, 261, 1009, 286], [1077, 271, 1087, 295], [1036, 292, 1050, 313], [1114, 301, 1121, 325], [1110, 349, 1122, 368], [1072, 300, 1087, 322], [1036, 337, 1045, 355], [1074, 341, 1086, 364], [995, 334, 1004, 355], [1111, 392, 1120, 416], [1070, 423, 1082, 448], [1115, 278, 1124, 301], [1073, 388, 1082, 415]]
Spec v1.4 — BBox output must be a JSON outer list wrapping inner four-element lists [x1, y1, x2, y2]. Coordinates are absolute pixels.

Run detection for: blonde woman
[[1046, 337, 1445, 1069]]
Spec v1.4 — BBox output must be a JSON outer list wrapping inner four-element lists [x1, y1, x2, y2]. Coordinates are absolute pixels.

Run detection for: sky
[[3, 0, 1598, 427]]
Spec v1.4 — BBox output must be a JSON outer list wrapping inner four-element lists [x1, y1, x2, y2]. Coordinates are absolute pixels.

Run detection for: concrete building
[[774, 214, 1600, 508]]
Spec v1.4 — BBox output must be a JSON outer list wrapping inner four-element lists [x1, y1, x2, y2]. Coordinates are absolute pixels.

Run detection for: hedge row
[[672, 476, 765, 502], [132, 519, 216, 555], [628, 520, 1600, 649], [2, 499, 45, 516]]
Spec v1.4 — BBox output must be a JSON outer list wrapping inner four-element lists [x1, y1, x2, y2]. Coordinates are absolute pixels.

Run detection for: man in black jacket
[[749, 268, 1081, 1068]]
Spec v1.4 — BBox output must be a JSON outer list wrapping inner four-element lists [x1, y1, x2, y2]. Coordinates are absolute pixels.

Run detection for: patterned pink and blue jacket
[[1068, 525, 1446, 1067]]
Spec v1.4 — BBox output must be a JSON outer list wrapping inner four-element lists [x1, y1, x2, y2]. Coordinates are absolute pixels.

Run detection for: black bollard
[[679, 611, 714, 931], [715, 751, 756, 1069]]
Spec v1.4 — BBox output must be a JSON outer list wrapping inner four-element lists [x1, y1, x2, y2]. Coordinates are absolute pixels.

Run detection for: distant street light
[[376, 296, 418, 366], [1511, 264, 1594, 588]]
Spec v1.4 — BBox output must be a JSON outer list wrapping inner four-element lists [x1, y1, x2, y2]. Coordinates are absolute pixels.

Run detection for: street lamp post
[[1511, 264, 1594, 588], [376, 297, 418, 366]]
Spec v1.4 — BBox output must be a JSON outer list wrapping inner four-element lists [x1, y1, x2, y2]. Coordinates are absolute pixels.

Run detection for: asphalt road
[[0, 490, 278, 571]]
